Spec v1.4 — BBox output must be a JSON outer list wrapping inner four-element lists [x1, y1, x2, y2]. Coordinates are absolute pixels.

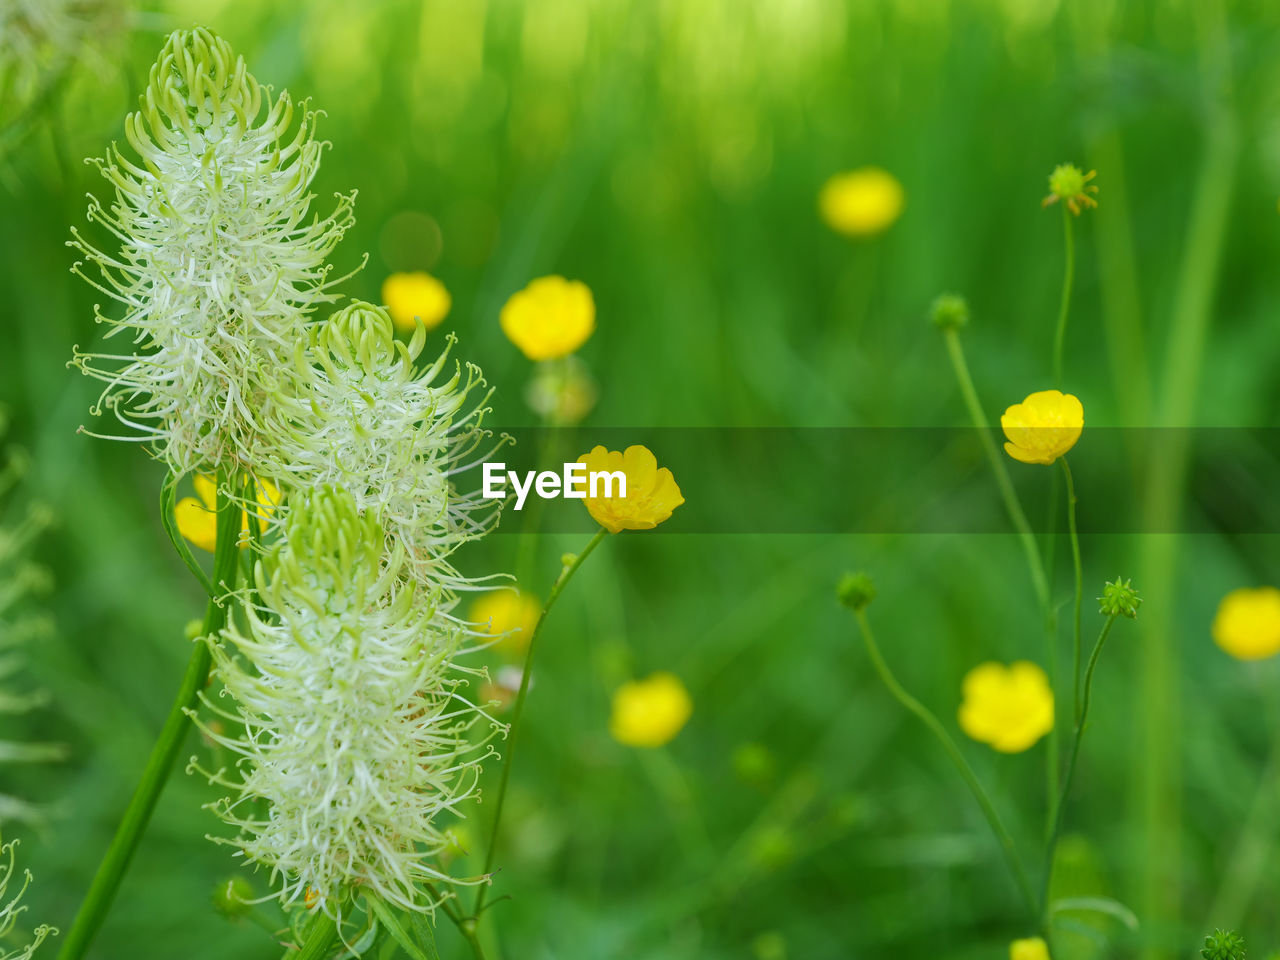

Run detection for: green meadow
[[1, 1, 1279, 958]]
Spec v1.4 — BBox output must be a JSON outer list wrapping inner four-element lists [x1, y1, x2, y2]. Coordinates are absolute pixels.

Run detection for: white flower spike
[[262, 300, 506, 589], [70, 27, 356, 474], [192, 485, 499, 913]]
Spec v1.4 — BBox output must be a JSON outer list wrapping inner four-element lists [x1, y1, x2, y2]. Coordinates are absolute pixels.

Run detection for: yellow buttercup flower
[[500, 275, 595, 361], [576, 445, 684, 534], [609, 672, 692, 748], [818, 167, 904, 237], [1212, 587, 1280, 661], [381, 271, 452, 333], [471, 589, 542, 657], [174, 474, 281, 553], [958, 661, 1054, 753], [1011, 937, 1051, 960], [1001, 390, 1084, 465]]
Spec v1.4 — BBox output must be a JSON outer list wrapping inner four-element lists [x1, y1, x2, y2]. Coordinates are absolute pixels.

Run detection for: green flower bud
[[837, 572, 876, 612], [930, 293, 970, 331], [1098, 577, 1142, 619], [1201, 929, 1246, 960], [212, 876, 255, 919]]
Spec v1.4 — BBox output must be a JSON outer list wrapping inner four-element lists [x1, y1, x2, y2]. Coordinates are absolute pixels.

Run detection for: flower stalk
[[57, 472, 242, 960], [1061, 459, 1084, 723], [472, 527, 608, 923], [848, 604, 1037, 920], [1041, 612, 1118, 923]]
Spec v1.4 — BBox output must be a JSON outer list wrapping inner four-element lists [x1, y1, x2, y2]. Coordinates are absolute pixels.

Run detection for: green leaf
[[364, 895, 440, 960], [1052, 896, 1140, 930], [160, 472, 215, 597]]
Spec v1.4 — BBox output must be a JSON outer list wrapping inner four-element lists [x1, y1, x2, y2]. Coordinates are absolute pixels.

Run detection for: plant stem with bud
[[850, 606, 1037, 921]]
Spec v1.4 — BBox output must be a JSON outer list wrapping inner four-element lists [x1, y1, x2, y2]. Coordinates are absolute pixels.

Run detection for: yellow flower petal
[[576, 444, 684, 534], [174, 495, 218, 553], [818, 167, 904, 237], [192, 473, 217, 510], [470, 589, 542, 658], [1011, 937, 1051, 960], [1001, 390, 1084, 465], [958, 660, 1054, 754], [500, 276, 595, 361], [382, 271, 452, 333], [1212, 586, 1280, 661], [609, 672, 692, 748], [176, 474, 282, 552]]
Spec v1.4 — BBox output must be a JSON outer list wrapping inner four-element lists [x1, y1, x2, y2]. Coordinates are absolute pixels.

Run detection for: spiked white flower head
[[262, 301, 504, 589], [70, 27, 354, 474], [194, 485, 496, 912]]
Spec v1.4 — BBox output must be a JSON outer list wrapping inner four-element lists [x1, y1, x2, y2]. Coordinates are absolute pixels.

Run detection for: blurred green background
[[2, 0, 1280, 957]]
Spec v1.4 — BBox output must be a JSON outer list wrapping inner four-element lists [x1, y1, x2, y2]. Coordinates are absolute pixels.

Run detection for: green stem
[[57, 472, 242, 960], [1042, 614, 1118, 924], [852, 608, 1037, 921], [473, 528, 608, 918], [287, 910, 339, 960], [943, 327, 1060, 814], [1060, 459, 1084, 724], [459, 920, 487, 960], [943, 328, 1050, 609], [1051, 204, 1075, 388]]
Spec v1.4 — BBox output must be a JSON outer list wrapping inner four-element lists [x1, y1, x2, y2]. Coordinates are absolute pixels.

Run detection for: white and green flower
[[263, 300, 505, 590], [70, 27, 355, 474], [192, 485, 499, 913]]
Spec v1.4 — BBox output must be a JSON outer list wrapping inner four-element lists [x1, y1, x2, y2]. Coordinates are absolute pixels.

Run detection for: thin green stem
[[473, 527, 608, 918], [943, 328, 1049, 609], [57, 472, 242, 960], [286, 910, 339, 960], [852, 608, 1037, 921], [943, 327, 1060, 814], [1060, 459, 1084, 724], [459, 920, 487, 960], [1051, 204, 1075, 388], [1042, 614, 1118, 924]]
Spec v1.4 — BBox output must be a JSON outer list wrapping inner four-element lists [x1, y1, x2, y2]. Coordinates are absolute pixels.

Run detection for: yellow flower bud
[[1212, 587, 1280, 661], [818, 167, 904, 237], [470, 589, 541, 658], [576, 444, 684, 534], [958, 661, 1054, 753], [500, 276, 595, 361], [1011, 937, 1051, 960], [609, 672, 692, 748], [1001, 390, 1084, 465], [381, 271, 452, 334]]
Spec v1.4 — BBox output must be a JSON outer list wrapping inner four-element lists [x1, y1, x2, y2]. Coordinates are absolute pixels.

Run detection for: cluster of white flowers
[[263, 301, 505, 590], [71, 28, 505, 916], [70, 26, 354, 475], [194, 486, 494, 912]]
